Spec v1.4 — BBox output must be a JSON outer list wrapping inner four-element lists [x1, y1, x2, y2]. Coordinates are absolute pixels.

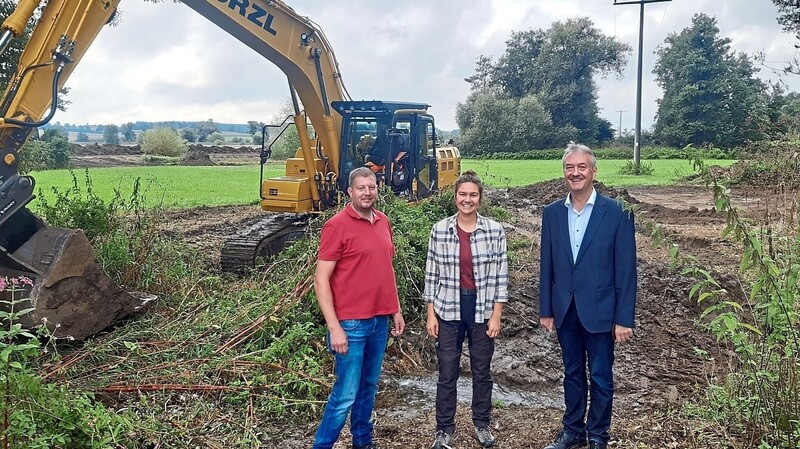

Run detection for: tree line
[[456, 11, 800, 156]]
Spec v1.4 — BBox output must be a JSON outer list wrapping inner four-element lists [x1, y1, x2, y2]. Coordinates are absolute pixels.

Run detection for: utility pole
[[616, 110, 625, 139], [614, 0, 671, 173]]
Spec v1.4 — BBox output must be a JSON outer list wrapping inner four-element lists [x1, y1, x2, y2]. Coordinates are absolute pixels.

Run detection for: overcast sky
[[49, 0, 800, 133]]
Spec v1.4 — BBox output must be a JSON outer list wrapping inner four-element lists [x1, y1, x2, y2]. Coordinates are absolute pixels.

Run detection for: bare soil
[[70, 143, 260, 167], [79, 145, 760, 448]]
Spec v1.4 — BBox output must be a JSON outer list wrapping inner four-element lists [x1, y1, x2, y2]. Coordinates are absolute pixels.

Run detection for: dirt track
[[84, 145, 750, 447]]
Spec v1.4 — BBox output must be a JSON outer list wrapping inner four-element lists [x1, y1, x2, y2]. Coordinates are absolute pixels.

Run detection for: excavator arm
[[0, 0, 460, 335], [0, 0, 118, 229], [0, 0, 352, 338]]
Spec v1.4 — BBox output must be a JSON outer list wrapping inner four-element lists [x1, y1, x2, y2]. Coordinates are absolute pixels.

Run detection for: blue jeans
[[312, 315, 390, 449], [556, 301, 615, 445]]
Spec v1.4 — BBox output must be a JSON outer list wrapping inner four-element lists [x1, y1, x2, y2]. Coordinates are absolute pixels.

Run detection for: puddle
[[379, 374, 563, 419]]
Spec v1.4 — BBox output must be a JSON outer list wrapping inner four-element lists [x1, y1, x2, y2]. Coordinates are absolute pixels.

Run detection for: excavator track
[[219, 213, 311, 273]]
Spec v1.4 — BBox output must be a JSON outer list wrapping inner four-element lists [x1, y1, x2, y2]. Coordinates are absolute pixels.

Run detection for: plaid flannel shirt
[[423, 213, 508, 322]]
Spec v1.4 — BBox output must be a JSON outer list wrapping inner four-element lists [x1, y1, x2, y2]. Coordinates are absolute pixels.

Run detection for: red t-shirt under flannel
[[318, 204, 400, 320], [456, 224, 476, 290]]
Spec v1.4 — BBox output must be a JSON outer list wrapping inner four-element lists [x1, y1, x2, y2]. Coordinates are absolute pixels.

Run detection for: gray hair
[[562, 142, 596, 168], [348, 166, 377, 186]]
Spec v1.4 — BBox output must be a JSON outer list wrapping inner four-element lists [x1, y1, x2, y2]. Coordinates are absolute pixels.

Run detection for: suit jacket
[[539, 191, 637, 333]]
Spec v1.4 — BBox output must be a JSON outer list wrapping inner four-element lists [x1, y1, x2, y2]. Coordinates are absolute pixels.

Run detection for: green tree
[[247, 120, 265, 135], [195, 119, 217, 142], [773, 0, 800, 35], [268, 101, 301, 160], [140, 126, 186, 157], [770, 0, 800, 74], [119, 122, 136, 142], [456, 93, 516, 155], [463, 55, 497, 93], [102, 124, 119, 144], [460, 17, 629, 148], [38, 126, 70, 168], [180, 127, 197, 143], [653, 14, 768, 147], [76, 132, 89, 142]]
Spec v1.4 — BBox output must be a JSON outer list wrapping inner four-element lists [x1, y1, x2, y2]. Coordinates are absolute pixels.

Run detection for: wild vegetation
[[0, 173, 470, 447]]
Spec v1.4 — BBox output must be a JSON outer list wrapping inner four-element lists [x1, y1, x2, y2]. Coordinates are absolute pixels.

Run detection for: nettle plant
[[0, 275, 38, 378], [0, 276, 134, 449]]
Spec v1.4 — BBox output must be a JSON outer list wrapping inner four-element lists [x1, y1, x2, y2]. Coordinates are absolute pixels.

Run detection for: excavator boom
[[0, 0, 461, 335]]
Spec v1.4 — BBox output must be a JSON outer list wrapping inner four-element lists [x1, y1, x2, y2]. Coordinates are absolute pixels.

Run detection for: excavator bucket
[[0, 209, 151, 340]]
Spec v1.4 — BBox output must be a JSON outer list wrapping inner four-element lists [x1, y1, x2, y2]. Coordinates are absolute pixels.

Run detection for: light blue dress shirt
[[564, 188, 597, 263]]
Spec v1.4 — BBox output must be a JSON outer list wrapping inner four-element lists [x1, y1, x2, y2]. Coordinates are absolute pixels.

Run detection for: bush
[[208, 132, 225, 144], [140, 127, 187, 157], [468, 145, 738, 161], [18, 132, 71, 174], [616, 160, 654, 175], [36, 170, 122, 241]]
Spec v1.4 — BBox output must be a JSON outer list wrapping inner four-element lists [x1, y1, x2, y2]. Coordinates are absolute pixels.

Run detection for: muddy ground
[[82, 145, 762, 447]]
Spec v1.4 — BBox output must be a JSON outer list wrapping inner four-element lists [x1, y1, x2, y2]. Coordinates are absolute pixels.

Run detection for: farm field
[[31, 156, 736, 208], [26, 144, 762, 448]]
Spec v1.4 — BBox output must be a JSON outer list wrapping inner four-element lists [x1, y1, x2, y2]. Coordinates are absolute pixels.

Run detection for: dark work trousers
[[435, 290, 495, 433], [556, 300, 615, 444]]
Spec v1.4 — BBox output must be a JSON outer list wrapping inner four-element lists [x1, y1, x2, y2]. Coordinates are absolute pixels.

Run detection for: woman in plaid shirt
[[424, 170, 508, 449]]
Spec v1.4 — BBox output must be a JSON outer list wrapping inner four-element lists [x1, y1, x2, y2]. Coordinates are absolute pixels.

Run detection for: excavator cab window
[[340, 116, 392, 191], [415, 118, 437, 197]]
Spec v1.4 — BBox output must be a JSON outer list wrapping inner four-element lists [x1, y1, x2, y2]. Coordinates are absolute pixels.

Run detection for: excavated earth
[[70, 143, 261, 167], [76, 145, 767, 448]]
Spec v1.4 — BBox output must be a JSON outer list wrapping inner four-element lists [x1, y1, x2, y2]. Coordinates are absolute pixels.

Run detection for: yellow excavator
[[0, 0, 460, 339]]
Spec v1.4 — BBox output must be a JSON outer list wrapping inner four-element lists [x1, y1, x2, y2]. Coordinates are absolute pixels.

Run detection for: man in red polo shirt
[[312, 166, 405, 449]]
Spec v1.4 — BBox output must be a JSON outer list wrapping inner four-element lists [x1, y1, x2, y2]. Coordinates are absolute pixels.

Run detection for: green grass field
[[464, 159, 735, 188], [29, 159, 736, 209]]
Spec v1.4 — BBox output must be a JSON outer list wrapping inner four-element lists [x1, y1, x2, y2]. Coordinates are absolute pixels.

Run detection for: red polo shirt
[[318, 204, 400, 320]]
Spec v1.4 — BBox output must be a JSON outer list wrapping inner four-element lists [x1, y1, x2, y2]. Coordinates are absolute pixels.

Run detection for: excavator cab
[[332, 100, 455, 199]]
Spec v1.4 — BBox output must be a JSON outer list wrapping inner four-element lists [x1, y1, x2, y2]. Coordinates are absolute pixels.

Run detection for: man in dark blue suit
[[539, 143, 637, 449]]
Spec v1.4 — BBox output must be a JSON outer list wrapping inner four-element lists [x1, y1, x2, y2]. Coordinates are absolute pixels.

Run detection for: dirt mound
[[70, 143, 261, 168], [181, 149, 217, 166], [72, 143, 142, 156], [187, 144, 258, 154]]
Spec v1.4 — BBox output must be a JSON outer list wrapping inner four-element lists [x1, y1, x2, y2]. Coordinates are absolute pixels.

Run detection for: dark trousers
[[556, 301, 615, 444], [435, 291, 495, 433]]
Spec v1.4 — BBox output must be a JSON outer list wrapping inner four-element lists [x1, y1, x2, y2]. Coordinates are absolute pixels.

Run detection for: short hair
[[562, 142, 596, 168], [349, 166, 377, 186], [454, 170, 483, 199]]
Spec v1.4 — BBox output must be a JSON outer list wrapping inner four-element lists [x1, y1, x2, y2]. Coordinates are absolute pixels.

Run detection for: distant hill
[[43, 121, 250, 134]]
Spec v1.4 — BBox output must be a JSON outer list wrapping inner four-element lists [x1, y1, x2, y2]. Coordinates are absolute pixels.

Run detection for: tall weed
[[682, 158, 800, 448]]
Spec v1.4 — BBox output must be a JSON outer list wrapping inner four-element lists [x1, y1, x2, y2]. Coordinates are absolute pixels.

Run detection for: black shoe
[[543, 430, 588, 449], [588, 442, 607, 449]]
